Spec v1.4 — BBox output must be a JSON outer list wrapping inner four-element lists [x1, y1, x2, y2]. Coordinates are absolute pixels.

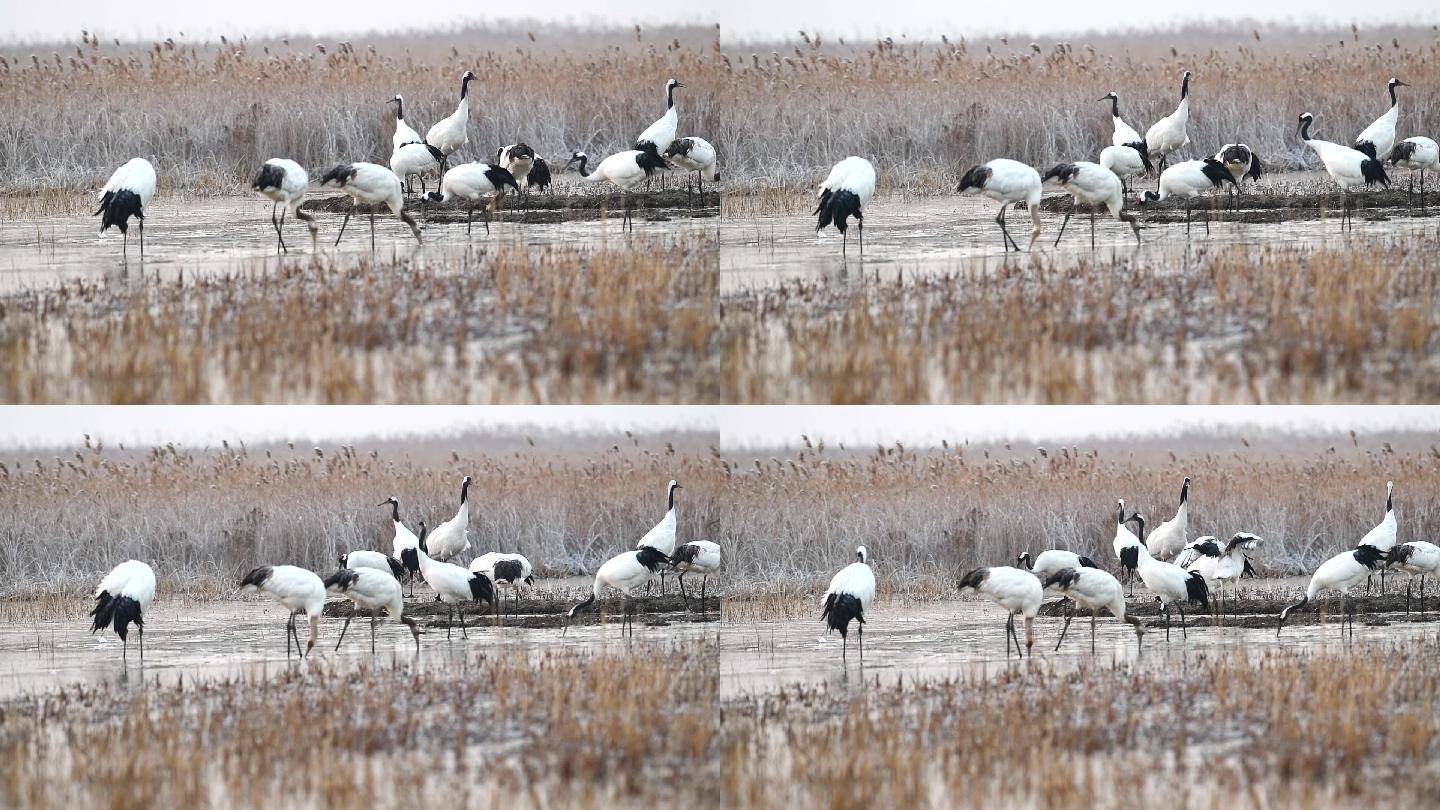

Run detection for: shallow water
[[0, 192, 718, 294]]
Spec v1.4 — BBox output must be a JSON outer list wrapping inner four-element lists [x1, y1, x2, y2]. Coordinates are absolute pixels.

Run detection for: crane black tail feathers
[[400, 548, 420, 576], [1119, 545, 1140, 574], [1077, 556, 1100, 569], [1360, 158, 1390, 187], [1185, 572, 1210, 608], [822, 592, 865, 638], [90, 592, 143, 640], [815, 189, 862, 234], [1242, 557, 1258, 578], [469, 572, 495, 605], [1354, 141, 1379, 161], [493, 559, 524, 584], [1126, 141, 1154, 173], [386, 556, 406, 580], [95, 189, 143, 233]]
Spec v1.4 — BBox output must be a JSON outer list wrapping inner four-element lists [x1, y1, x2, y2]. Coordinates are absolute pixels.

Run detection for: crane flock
[[90, 75, 715, 259], [816, 73, 1431, 255], [84, 477, 720, 663], [817, 477, 1424, 663]]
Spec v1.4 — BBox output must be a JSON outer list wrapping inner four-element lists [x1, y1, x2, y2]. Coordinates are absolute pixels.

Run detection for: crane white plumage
[[1099, 91, 1153, 171], [815, 156, 876, 258], [1213, 143, 1263, 211], [251, 158, 317, 253], [957, 158, 1042, 252], [1139, 159, 1238, 233], [1016, 548, 1101, 617], [1099, 145, 1149, 194], [564, 149, 669, 231], [389, 94, 423, 151], [637, 479, 682, 594], [319, 162, 421, 247], [1111, 499, 1143, 592], [1043, 567, 1145, 653], [1213, 532, 1261, 617], [338, 549, 406, 581], [1354, 78, 1408, 161], [1145, 71, 1192, 172], [416, 546, 493, 638], [89, 559, 156, 662], [663, 137, 719, 194], [425, 70, 475, 173], [324, 567, 422, 653], [497, 143, 537, 190], [1145, 477, 1192, 560], [565, 546, 671, 636], [958, 565, 1043, 658], [670, 540, 721, 612], [635, 78, 684, 154], [1297, 112, 1389, 230], [1389, 136, 1438, 211], [1133, 531, 1210, 640], [1277, 544, 1388, 636], [822, 546, 876, 662], [1042, 161, 1142, 247], [389, 141, 445, 198], [95, 157, 157, 260], [1357, 480, 1397, 594], [470, 552, 534, 617], [381, 497, 423, 593], [240, 565, 326, 658], [425, 475, 473, 563], [1388, 541, 1440, 616], [425, 162, 519, 235]]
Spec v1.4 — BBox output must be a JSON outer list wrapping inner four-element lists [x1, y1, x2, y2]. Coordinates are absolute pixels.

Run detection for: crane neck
[[666, 82, 677, 110], [1107, 96, 1120, 119], [575, 155, 591, 177], [395, 98, 405, 122], [460, 74, 474, 101], [387, 500, 400, 523], [1179, 74, 1190, 101], [1298, 118, 1313, 141], [667, 484, 677, 511], [459, 477, 470, 505]]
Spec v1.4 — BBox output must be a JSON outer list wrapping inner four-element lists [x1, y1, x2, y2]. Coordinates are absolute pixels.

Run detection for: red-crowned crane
[[1389, 136, 1438, 211], [319, 163, 421, 247], [1145, 71, 1192, 172], [1354, 78, 1407, 161], [252, 158, 317, 253], [815, 156, 876, 258], [426, 71, 475, 173], [1277, 544, 1388, 636], [1042, 161, 1141, 247], [426, 162, 519, 235], [670, 540, 721, 612], [1298, 112, 1389, 230], [1389, 541, 1440, 616], [240, 565, 326, 658], [425, 475, 473, 563], [95, 157, 156, 261], [958, 565, 1042, 658], [565, 546, 671, 637], [822, 546, 876, 663], [957, 159, 1042, 252], [1044, 567, 1145, 653], [1139, 159, 1237, 234], [89, 559, 156, 663], [324, 567, 422, 653]]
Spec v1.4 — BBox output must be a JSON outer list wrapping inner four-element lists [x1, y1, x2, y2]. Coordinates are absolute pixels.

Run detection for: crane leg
[[841, 632, 848, 663], [1406, 580, 1412, 617], [122, 231, 128, 264], [335, 615, 352, 651], [1010, 614, 1024, 658], [467, 203, 473, 236], [1177, 602, 1187, 639], [458, 604, 467, 639], [1055, 610, 1073, 651], [857, 624, 864, 663], [447, 604, 454, 640], [1408, 173, 1414, 212], [370, 610, 377, 655], [1185, 200, 1192, 235], [138, 627, 144, 663], [1163, 602, 1171, 641], [858, 219, 864, 260], [678, 572, 690, 611], [336, 200, 354, 246], [660, 571, 667, 597], [278, 207, 288, 253], [369, 212, 376, 252], [138, 220, 145, 259], [1090, 609, 1098, 654], [285, 612, 294, 658], [841, 228, 848, 258]]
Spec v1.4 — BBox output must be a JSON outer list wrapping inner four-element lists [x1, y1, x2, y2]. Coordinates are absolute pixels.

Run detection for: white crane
[[95, 157, 156, 260], [635, 78, 684, 155], [1388, 541, 1440, 616], [1099, 91, 1153, 174], [1357, 480, 1397, 594], [1389, 136, 1438, 211], [1134, 537, 1210, 640], [1297, 112, 1390, 230], [1354, 78, 1408, 161], [1139, 159, 1238, 233], [1111, 499, 1143, 594], [240, 565, 326, 658], [426, 162, 519, 235], [1214, 143, 1263, 210], [1212, 532, 1261, 618], [663, 137, 719, 195], [815, 156, 876, 258], [1145, 71, 1192, 172], [425, 70, 475, 173], [89, 559, 156, 663], [390, 141, 444, 198], [822, 546, 876, 662], [1145, 477, 1192, 560], [564, 149, 669, 231], [958, 565, 1043, 658], [638, 479, 682, 594], [381, 497, 422, 595], [416, 546, 494, 639], [319, 163, 421, 247], [565, 546, 671, 636], [670, 540, 721, 612], [324, 567, 422, 653], [957, 159, 1042, 252], [1099, 145, 1148, 194], [1041, 162, 1142, 247], [1016, 549, 1101, 619], [1277, 544, 1388, 636], [1043, 567, 1145, 653], [338, 549, 406, 581], [389, 94, 424, 151], [470, 552, 534, 617], [251, 158, 317, 253], [425, 475, 473, 562]]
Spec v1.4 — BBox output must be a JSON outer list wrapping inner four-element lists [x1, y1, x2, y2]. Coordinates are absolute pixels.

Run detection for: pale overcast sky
[[4, 0, 1435, 43]]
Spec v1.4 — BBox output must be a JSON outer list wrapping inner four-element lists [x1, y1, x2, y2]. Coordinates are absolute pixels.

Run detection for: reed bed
[[717, 23, 1440, 191], [0, 23, 720, 193], [722, 638, 1440, 808], [0, 235, 719, 403], [0, 428, 725, 599], [715, 429, 1440, 598], [0, 642, 717, 809], [722, 239, 1440, 404]]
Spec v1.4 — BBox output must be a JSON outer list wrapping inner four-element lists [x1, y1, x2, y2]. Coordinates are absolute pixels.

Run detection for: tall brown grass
[[0, 428, 725, 598], [722, 240, 1440, 404], [0, 23, 720, 193], [0, 235, 719, 403], [716, 429, 1440, 597], [717, 23, 1440, 190]]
